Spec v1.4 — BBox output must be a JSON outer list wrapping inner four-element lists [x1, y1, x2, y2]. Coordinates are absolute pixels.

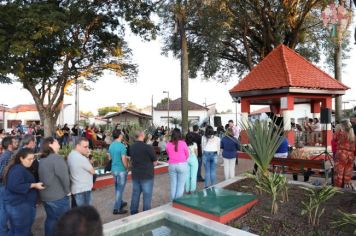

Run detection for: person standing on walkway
[[108, 129, 129, 214], [0, 136, 17, 235], [39, 137, 71, 236], [129, 130, 157, 215], [202, 126, 220, 188], [71, 124, 79, 147], [67, 137, 95, 206], [228, 120, 241, 140], [220, 128, 239, 180], [333, 119, 355, 190], [191, 125, 204, 182], [166, 128, 189, 200], [3, 148, 45, 235], [185, 132, 198, 194]]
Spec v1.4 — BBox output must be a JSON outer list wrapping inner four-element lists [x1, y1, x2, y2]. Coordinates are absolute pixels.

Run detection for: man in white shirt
[[67, 137, 95, 206]]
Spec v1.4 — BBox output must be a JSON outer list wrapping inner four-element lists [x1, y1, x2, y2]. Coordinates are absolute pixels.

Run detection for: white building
[[153, 98, 208, 128], [2, 104, 74, 131]]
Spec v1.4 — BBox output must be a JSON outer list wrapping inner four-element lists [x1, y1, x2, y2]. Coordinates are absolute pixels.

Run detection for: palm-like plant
[[240, 119, 284, 175], [301, 186, 340, 226], [247, 171, 288, 214], [332, 210, 356, 234]]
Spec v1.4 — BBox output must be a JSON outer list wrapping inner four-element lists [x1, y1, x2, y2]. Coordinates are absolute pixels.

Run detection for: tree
[[158, 0, 191, 135], [80, 111, 94, 118], [155, 97, 173, 108], [0, 0, 156, 136], [166, 0, 332, 82], [97, 106, 120, 117]]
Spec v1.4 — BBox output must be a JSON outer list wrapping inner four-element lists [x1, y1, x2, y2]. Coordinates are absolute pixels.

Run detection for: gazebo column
[[240, 99, 250, 144], [321, 97, 332, 147], [281, 96, 295, 145], [311, 101, 321, 119]]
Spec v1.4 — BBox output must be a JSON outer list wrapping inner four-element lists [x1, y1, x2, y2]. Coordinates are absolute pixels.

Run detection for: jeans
[[63, 135, 69, 146], [130, 178, 154, 215], [185, 156, 198, 192], [203, 151, 218, 188], [113, 171, 127, 210], [0, 185, 9, 236], [74, 191, 92, 206], [72, 136, 78, 146], [169, 162, 188, 200], [223, 158, 236, 180], [197, 156, 204, 180], [43, 196, 70, 236], [5, 202, 36, 236]]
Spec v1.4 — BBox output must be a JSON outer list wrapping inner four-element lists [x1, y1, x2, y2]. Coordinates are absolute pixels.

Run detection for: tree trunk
[[42, 115, 56, 137], [334, 41, 342, 123], [178, 9, 189, 135]]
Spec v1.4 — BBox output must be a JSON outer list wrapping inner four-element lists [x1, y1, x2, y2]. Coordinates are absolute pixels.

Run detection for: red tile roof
[[230, 44, 349, 93], [155, 98, 208, 111], [9, 104, 38, 113]]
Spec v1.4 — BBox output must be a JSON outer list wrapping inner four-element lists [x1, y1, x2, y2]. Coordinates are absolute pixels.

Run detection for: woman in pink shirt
[[166, 128, 189, 200]]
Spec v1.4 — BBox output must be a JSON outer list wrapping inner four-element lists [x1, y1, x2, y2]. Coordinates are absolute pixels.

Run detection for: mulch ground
[[225, 178, 356, 236]]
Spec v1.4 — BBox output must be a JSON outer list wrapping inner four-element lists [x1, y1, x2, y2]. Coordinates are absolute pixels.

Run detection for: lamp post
[[163, 91, 170, 130], [0, 104, 8, 130], [117, 102, 126, 127], [232, 98, 240, 125]]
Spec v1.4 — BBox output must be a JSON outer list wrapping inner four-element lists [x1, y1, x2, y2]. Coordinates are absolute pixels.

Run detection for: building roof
[[155, 98, 208, 111], [8, 104, 38, 113], [250, 107, 271, 115], [230, 44, 349, 95], [104, 108, 152, 119]]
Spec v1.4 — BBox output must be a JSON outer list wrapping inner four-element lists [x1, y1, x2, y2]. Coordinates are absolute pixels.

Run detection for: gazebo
[[229, 44, 349, 147]]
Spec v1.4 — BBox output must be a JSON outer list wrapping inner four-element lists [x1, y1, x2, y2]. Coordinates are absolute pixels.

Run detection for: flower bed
[[224, 178, 356, 235]]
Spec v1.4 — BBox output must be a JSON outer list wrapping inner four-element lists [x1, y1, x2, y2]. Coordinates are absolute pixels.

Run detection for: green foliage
[[98, 106, 120, 117], [0, 0, 157, 134], [155, 98, 173, 109], [332, 210, 356, 234], [58, 144, 73, 159], [240, 119, 283, 174], [158, 0, 349, 82], [300, 185, 340, 226], [247, 171, 289, 214], [91, 149, 108, 168]]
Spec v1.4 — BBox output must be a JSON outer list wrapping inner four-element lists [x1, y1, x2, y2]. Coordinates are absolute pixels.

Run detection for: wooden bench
[[269, 158, 333, 182]]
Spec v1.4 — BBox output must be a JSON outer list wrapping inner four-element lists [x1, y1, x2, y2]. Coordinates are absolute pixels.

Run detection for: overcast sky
[[1, 27, 356, 115]]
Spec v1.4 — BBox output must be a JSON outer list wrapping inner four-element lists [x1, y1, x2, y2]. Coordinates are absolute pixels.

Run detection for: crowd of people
[[0, 119, 241, 235], [1, 114, 354, 235], [280, 115, 356, 190]]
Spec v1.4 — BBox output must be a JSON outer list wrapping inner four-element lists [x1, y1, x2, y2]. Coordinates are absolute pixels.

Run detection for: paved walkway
[[32, 158, 254, 235]]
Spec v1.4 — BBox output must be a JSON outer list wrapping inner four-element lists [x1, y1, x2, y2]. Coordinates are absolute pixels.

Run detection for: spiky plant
[[240, 119, 283, 176]]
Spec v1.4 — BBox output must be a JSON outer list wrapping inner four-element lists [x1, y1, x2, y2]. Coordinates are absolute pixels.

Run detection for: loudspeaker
[[213, 116, 222, 127], [274, 117, 284, 128], [320, 108, 331, 124]]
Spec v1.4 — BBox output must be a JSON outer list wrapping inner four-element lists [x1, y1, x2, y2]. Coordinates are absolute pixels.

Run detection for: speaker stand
[[312, 122, 334, 185]]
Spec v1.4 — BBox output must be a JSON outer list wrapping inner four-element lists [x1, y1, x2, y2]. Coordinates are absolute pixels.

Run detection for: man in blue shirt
[[0, 136, 18, 235], [108, 129, 128, 215]]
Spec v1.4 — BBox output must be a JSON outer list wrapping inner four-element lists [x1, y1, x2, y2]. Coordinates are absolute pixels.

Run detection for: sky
[[1, 27, 356, 115]]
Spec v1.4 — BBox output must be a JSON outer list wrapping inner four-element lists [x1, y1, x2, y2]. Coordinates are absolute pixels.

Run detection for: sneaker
[[113, 209, 128, 215], [197, 178, 205, 182]]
